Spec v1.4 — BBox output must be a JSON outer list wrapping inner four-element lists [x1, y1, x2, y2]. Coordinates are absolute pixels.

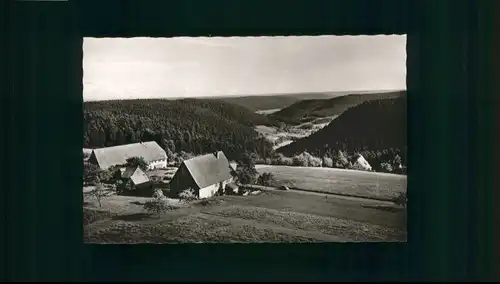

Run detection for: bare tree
[[86, 183, 108, 207]]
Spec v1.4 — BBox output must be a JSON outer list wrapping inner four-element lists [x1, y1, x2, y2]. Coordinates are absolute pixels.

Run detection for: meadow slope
[[84, 190, 406, 243], [255, 165, 407, 200]]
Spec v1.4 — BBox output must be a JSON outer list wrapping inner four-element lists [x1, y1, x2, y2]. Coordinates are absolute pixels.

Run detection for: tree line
[[83, 99, 275, 161], [278, 97, 407, 170]]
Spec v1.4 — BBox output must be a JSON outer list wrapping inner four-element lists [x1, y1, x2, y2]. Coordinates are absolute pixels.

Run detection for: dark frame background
[[5, 0, 493, 281]]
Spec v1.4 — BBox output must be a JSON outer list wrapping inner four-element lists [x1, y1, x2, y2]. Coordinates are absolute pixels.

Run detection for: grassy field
[[255, 165, 407, 200], [84, 188, 406, 243]]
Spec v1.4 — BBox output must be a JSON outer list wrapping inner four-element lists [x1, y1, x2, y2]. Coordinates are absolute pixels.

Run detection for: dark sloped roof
[[121, 166, 150, 185], [121, 167, 137, 179], [182, 151, 233, 189], [92, 141, 167, 169]]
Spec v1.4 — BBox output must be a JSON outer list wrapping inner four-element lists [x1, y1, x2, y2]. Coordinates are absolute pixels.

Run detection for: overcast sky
[[83, 35, 406, 101]]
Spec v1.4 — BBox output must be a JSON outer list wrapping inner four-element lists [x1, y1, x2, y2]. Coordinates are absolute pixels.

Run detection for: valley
[[83, 89, 408, 244]]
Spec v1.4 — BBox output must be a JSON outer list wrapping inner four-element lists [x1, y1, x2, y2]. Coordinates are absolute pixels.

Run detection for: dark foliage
[[279, 97, 407, 166], [235, 153, 258, 185], [256, 172, 276, 186], [83, 162, 100, 185], [83, 99, 275, 160], [125, 156, 149, 171], [270, 91, 405, 125]]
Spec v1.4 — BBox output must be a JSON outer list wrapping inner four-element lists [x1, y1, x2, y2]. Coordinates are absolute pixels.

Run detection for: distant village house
[[169, 151, 237, 199], [350, 154, 372, 171], [88, 141, 168, 170]]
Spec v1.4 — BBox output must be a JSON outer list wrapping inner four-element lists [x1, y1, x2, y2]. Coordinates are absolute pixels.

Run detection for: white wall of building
[[198, 178, 233, 199], [198, 183, 219, 199], [147, 159, 167, 170]]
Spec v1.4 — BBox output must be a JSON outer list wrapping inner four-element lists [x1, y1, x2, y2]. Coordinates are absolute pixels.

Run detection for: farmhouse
[[119, 166, 150, 189], [88, 141, 168, 170], [169, 151, 236, 199]]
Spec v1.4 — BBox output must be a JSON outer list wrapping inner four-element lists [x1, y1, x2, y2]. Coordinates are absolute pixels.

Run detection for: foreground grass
[[256, 165, 406, 200], [84, 187, 407, 243], [84, 214, 319, 244], [208, 206, 406, 242]]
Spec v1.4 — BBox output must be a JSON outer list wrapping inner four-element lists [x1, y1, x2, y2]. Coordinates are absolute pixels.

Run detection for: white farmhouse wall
[[198, 183, 219, 199], [147, 159, 167, 170], [198, 177, 233, 199]]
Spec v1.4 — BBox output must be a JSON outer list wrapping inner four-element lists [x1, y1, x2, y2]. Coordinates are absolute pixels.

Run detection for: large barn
[[88, 141, 168, 170], [169, 151, 236, 199]]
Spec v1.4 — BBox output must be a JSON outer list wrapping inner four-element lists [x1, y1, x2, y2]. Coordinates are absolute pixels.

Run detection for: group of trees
[[278, 97, 407, 172], [83, 99, 276, 161], [251, 149, 405, 174]]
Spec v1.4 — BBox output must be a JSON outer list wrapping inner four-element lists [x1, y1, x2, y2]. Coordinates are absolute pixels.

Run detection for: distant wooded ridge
[[84, 89, 405, 112], [83, 90, 406, 171]]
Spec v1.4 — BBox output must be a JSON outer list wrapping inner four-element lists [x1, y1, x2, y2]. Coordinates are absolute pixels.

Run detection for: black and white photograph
[[83, 35, 407, 244]]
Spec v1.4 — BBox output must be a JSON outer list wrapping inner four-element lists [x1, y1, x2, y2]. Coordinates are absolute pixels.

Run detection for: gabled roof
[[229, 162, 238, 171], [130, 168, 150, 186], [121, 166, 150, 185], [182, 151, 234, 189], [91, 141, 167, 170]]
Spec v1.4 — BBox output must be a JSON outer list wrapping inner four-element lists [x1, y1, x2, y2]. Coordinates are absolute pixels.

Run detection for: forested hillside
[[278, 97, 407, 166], [83, 99, 275, 160], [207, 91, 355, 111], [270, 90, 405, 125]]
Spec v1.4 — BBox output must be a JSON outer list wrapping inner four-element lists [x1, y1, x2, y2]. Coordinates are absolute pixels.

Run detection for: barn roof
[[121, 166, 150, 185], [130, 168, 150, 185], [91, 141, 167, 170], [229, 162, 238, 171], [182, 151, 234, 189]]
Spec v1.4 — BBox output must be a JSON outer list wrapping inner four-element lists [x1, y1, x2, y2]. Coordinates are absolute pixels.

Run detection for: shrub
[[235, 153, 258, 185], [125, 156, 149, 171], [257, 172, 276, 187], [98, 169, 115, 183], [292, 151, 322, 167], [85, 183, 108, 207], [380, 162, 393, 173], [322, 156, 333, 168], [308, 156, 322, 167], [292, 153, 308, 167], [83, 162, 100, 185], [332, 150, 350, 169], [281, 157, 294, 166], [179, 188, 198, 202], [271, 153, 293, 166], [143, 196, 172, 214]]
